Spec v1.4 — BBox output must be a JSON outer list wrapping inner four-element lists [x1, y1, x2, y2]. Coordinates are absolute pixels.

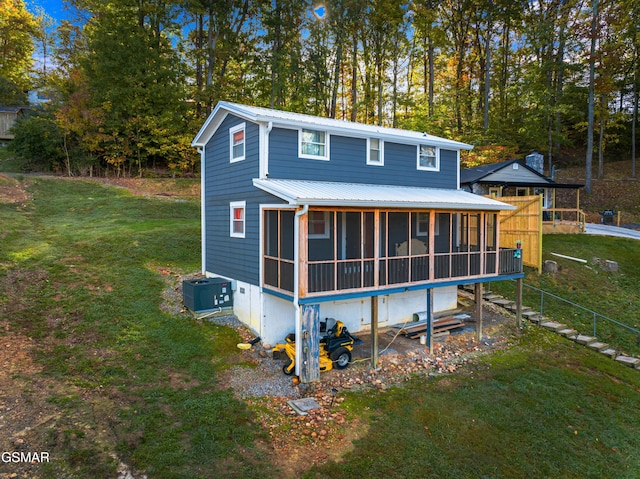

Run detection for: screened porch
[[263, 208, 522, 298]]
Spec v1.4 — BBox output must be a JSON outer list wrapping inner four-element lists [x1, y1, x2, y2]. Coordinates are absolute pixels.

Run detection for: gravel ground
[[160, 270, 519, 401]]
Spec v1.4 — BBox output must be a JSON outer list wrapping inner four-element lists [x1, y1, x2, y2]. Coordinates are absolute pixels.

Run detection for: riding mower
[[272, 318, 361, 376]]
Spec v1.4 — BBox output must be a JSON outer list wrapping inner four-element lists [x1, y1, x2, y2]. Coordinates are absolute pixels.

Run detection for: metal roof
[[193, 101, 474, 151], [253, 178, 515, 211]]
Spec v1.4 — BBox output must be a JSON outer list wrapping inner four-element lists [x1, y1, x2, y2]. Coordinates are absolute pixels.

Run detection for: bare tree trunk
[[633, 34, 638, 179], [585, 0, 598, 194], [351, 30, 358, 122], [598, 94, 605, 179]]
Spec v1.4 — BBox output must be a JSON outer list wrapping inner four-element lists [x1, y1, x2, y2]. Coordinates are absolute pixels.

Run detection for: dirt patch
[[86, 177, 199, 198], [0, 174, 30, 205]]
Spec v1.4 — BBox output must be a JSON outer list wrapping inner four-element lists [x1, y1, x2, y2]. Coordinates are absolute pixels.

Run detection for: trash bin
[[600, 210, 616, 224]]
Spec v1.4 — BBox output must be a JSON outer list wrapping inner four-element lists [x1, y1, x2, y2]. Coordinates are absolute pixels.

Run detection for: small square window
[[367, 138, 384, 165], [299, 129, 328, 159], [416, 212, 430, 236], [230, 201, 246, 238], [230, 123, 246, 162], [417, 144, 439, 170], [308, 211, 330, 238]]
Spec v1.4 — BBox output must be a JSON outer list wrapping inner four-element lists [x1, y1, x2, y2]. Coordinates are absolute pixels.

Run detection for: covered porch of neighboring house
[[254, 179, 525, 382]]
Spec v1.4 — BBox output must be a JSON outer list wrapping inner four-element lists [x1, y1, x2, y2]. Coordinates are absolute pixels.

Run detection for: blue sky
[[26, 0, 70, 23]]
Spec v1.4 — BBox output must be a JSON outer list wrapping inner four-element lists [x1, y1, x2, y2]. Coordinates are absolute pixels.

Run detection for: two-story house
[[192, 101, 523, 382]]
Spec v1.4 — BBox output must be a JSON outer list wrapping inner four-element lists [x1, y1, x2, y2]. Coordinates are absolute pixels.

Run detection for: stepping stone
[[540, 321, 567, 332], [483, 293, 501, 301], [587, 341, 609, 351], [491, 298, 513, 307], [288, 397, 321, 416], [600, 348, 617, 359], [574, 335, 597, 346], [615, 356, 640, 368], [522, 311, 542, 323], [558, 328, 578, 339]]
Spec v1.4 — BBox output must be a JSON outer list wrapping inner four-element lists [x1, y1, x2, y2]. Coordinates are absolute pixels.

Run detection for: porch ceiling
[[253, 178, 516, 211]]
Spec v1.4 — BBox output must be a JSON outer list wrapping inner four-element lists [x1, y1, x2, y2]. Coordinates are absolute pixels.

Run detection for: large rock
[[543, 260, 558, 274]]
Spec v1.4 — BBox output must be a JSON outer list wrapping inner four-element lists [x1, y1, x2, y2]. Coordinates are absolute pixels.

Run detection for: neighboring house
[[460, 155, 585, 234], [0, 106, 28, 142], [192, 101, 523, 381]]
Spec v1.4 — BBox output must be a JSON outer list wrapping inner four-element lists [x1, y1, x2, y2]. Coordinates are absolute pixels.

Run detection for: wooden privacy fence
[[497, 195, 542, 273]]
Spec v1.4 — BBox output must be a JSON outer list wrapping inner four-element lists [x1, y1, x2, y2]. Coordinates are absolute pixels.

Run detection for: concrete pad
[[615, 356, 640, 368], [288, 397, 321, 416], [600, 349, 617, 359]]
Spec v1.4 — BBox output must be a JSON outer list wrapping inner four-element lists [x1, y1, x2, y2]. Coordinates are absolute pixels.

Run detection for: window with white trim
[[367, 138, 384, 165], [229, 123, 246, 162], [308, 211, 330, 238], [299, 129, 328, 159], [230, 201, 246, 238], [417, 144, 439, 171], [416, 212, 430, 236]]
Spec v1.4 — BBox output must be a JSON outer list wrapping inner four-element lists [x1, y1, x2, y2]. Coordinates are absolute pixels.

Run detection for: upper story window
[[229, 123, 246, 163], [299, 129, 328, 160], [230, 201, 246, 238], [367, 138, 384, 166], [417, 144, 439, 171]]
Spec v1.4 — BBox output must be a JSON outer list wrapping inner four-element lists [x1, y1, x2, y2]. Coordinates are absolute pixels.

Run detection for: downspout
[[198, 147, 206, 275], [293, 203, 309, 377]]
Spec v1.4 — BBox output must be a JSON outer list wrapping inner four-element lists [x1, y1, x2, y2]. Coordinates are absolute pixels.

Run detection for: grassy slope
[[307, 329, 640, 479], [489, 234, 640, 356], [0, 178, 270, 478], [2, 177, 640, 478]]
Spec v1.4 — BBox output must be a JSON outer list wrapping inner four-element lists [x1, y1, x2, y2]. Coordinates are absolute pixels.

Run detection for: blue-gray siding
[[204, 114, 284, 285], [268, 128, 457, 189], [203, 116, 463, 286]]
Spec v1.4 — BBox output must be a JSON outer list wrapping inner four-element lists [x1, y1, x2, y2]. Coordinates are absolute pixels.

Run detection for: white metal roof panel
[[253, 178, 515, 211], [193, 101, 473, 151]]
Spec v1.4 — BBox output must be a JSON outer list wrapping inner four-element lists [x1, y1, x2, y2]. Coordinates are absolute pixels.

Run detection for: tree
[[586, 0, 598, 194], [81, 0, 192, 176], [0, 0, 38, 94]]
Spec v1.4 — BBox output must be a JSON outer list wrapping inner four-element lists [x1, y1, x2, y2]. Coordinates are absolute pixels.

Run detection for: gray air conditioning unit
[[182, 278, 233, 312]]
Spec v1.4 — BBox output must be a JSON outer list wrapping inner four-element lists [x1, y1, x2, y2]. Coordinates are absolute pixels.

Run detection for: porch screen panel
[[363, 212, 375, 287], [280, 211, 295, 291], [308, 211, 335, 293], [263, 210, 295, 292], [410, 212, 429, 281], [469, 213, 481, 275], [337, 212, 362, 290], [434, 213, 451, 279], [387, 212, 409, 284], [263, 211, 279, 288], [485, 213, 497, 274]]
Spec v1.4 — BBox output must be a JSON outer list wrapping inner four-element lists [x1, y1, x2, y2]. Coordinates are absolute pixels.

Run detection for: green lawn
[[1, 177, 640, 478], [489, 234, 640, 356]]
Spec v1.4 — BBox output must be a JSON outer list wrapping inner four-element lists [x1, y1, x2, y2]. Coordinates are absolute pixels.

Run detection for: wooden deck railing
[[304, 248, 522, 295], [542, 208, 586, 232]]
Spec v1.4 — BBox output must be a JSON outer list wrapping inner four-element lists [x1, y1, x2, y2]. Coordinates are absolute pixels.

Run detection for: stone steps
[[481, 293, 639, 369]]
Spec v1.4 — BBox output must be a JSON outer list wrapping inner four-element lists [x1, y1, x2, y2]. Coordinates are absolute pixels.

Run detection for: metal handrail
[[522, 282, 640, 340]]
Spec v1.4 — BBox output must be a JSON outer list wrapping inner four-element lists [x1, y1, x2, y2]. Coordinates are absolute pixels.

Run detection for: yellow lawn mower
[[272, 318, 361, 375]]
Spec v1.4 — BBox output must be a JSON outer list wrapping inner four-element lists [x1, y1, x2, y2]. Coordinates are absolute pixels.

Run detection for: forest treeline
[[1, 0, 639, 185]]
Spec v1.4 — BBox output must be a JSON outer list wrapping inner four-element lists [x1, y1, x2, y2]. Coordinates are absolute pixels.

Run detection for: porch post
[[516, 277, 523, 330], [300, 304, 320, 383], [371, 295, 379, 369], [426, 288, 434, 352], [475, 282, 483, 342]]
